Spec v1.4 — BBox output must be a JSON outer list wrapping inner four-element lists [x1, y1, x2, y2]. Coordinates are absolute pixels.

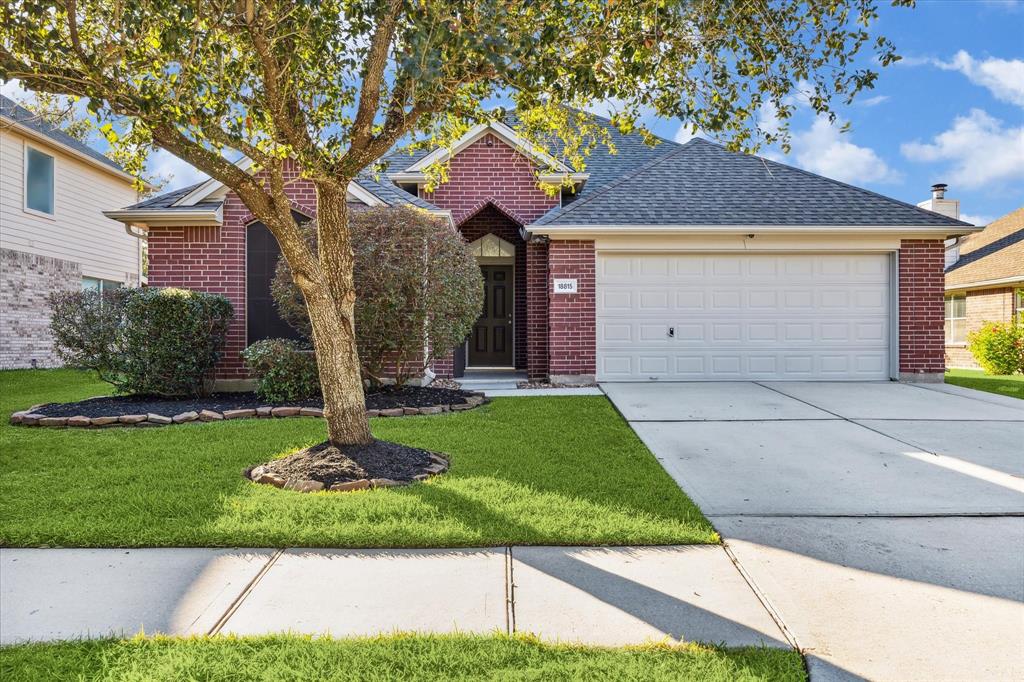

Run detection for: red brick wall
[[423, 134, 558, 225], [899, 239, 945, 376], [423, 134, 559, 378], [548, 240, 595, 378], [945, 287, 1016, 369], [526, 240, 550, 380], [147, 162, 317, 379]]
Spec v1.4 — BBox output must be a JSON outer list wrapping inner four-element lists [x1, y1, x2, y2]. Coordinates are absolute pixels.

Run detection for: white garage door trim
[[596, 251, 896, 381]]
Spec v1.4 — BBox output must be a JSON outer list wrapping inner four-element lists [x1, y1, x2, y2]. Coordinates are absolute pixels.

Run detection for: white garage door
[[597, 253, 891, 381]]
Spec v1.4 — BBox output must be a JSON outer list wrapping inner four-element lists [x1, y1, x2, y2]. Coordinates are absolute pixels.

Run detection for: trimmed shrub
[[272, 206, 483, 386], [118, 288, 234, 396], [48, 288, 130, 385], [242, 339, 320, 402], [967, 320, 1024, 376], [48, 287, 233, 396]]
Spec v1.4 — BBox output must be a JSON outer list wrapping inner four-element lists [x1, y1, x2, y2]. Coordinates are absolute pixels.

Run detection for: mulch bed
[[246, 440, 450, 493], [10, 385, 485, 428]]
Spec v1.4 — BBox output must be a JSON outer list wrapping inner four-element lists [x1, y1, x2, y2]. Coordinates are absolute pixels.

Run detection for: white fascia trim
[[174, 156, 254, 206], [525, 224, 984, 238], [103, 205, 223, 227], [537, 172, 590, 184], [2, 117, 145, 187], [347, 182, 387, 206], [405, 121, 575, 174], [945, 275, 1024, 292]]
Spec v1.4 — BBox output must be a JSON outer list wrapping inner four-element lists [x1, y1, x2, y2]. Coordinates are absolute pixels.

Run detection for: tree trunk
[[275, 181, 372, 446]]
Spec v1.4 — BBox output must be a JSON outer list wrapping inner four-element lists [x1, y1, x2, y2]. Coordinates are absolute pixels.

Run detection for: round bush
[[272, 206, 483, 386], [242, 338, 320, 402], [48, 286, 233, 397], [967, 321, 1024, 376]]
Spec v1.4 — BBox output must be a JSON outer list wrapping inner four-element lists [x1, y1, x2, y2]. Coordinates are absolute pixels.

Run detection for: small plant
[[242, 339, 320, 402], [49, 287, 233, 396], [967, 321, 1024, 376]]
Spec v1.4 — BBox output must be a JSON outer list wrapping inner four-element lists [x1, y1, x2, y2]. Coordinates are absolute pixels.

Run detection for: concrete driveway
[[603, 381, 1024, 682]]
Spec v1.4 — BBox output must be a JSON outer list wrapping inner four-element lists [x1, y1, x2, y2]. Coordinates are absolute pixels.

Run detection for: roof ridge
[[536, 140, 698, 224], [719, 140, 975, 228]]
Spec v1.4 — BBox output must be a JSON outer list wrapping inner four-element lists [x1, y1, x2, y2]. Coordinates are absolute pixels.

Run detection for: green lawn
[[945, 368, 1024, 400], [0, 369, 716, 547], [0, 634, 805, 682]]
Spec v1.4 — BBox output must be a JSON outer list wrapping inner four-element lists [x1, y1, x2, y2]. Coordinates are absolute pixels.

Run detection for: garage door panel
[[597, 253, 890, 381]]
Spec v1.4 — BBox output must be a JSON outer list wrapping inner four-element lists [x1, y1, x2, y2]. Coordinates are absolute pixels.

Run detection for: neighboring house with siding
[[105, 114, 977, 388], [0, 94, 144, 368], [944, 207, 1024, 369]]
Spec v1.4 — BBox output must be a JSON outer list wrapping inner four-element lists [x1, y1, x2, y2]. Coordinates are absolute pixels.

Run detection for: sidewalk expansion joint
[[721, 541, 801, 652], [504, 546, 516, 635], [206, 547, 285, 636]]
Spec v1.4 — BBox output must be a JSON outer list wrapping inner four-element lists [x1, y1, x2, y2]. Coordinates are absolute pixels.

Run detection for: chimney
[[917, 182, 959, 221]]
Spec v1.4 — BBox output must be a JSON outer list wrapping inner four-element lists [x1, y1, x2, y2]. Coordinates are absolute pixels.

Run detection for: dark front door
[[469, 265, 514, 367]]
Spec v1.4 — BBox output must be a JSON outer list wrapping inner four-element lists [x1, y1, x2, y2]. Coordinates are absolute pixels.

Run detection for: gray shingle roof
[[120, 173, 440, 213], [381, 110, 680, 200], [0, 94, 125, 172], [534, 138, 973, 227], [353, 173, 441, 211]]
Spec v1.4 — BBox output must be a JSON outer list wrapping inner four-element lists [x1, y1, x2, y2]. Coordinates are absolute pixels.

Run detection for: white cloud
[[790, 117, 901, 184], [901, 108, 1024, 189], [859, 95, 890, 107], [147, 149, 209, 188], [933, 51, 1024, 107], [960, 213, 994, 227], [673, 123, 698, 144], [0, 78, 30, 100]]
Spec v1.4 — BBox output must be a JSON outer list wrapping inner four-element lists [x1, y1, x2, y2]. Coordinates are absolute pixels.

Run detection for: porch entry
[[470, 264, 514, 367]]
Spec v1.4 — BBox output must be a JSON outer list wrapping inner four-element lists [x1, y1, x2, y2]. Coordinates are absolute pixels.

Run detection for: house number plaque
[[553, 278, 578, 294]]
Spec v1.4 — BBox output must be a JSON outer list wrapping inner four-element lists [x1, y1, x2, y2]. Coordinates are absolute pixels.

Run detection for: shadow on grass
[[0, 370, 716, 548]]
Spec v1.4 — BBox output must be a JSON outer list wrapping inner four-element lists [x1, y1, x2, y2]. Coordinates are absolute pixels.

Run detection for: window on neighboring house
[[1016, 289, 1024, 321], [25, 145, 55, 215], [944, 293, 966, 344], [82, 277, 122, 294]]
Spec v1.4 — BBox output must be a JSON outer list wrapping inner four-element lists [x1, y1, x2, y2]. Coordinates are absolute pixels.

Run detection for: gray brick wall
[[0, 248, 81, 368]]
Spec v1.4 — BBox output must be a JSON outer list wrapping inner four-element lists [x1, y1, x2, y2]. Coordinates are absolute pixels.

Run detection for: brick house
[[944, 207, 1024, 369], [1, 95, 144, 369], [104, 117, 976, 387]]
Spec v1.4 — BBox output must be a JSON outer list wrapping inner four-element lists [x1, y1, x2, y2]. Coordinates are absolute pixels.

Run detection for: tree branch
[[349, 0, 402, 153]]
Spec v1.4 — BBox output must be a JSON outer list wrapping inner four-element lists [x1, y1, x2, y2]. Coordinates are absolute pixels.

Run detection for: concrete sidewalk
[[1, 545, 789, 649]]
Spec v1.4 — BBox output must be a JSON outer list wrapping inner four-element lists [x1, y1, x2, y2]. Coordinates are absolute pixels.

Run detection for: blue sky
[[3, 0, 1021, 224], [636, 0, 1024, 225]]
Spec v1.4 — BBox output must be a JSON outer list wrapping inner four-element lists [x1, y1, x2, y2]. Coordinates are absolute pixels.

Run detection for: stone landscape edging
[[9, 394, 487, 429]]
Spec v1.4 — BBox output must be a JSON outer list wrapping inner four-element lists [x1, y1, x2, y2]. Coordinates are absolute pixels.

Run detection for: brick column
[[547, 240, 596, 383], [899, 239, 945, 381], [526, 240, 550, 381]]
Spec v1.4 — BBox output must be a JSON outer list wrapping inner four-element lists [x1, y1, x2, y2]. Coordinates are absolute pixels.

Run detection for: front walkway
[[1, 545, 788, 649], [604, 380, 1024, 682]]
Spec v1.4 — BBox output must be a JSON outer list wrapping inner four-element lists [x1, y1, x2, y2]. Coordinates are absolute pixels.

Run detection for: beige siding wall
[[0, 126, 141, 283], [944, 287, 1016, 369]]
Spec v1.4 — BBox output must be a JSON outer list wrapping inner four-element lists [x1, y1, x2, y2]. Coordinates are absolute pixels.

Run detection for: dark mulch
[[27, 385, 475, 419], [251, 440, 436, 486]]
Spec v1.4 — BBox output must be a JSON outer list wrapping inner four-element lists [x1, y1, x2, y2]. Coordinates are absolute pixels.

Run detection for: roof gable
[[946, 207, 1024, 288], [532, 138, 976, 229]]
